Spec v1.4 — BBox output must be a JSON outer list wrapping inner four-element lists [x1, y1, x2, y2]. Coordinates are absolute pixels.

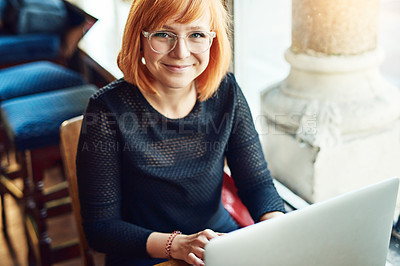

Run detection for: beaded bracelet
[[165, 230, 182, 259]]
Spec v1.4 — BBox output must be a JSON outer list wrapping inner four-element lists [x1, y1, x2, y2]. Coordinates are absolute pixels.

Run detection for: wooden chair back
[[59, 115, 95, 266]]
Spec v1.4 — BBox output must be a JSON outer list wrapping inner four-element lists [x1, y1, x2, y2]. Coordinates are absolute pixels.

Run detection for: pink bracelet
[[165, 230, 182, 259]]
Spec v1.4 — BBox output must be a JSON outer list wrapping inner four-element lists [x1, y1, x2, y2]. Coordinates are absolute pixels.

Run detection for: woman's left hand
[[171, 229, 222, 266]]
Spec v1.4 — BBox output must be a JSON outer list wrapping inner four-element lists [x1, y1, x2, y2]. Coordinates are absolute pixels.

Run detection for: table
[[65, 0, 131, 82], [154, 259, 190, 266]]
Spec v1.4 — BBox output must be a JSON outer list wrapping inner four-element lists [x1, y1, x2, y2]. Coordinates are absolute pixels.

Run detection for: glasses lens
[[149, 31, 213, 54], [186, 32, 212, 54], [150, 32, 176, 54]]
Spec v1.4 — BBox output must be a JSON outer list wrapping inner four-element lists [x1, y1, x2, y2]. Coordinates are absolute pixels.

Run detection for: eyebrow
[[161, 25, 206, 31]]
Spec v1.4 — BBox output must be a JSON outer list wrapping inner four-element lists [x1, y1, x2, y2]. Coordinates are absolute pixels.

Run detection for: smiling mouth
[[163, 64, 191, 72]]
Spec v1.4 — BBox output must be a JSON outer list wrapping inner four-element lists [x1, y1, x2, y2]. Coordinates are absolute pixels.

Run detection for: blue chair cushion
[[0, 61, 86, 100], [1, 84, 97, 150], [0, 34, 60, 65]]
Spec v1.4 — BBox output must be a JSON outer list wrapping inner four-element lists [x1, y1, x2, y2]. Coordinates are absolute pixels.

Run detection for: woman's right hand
[[170, 229, 222, 266]]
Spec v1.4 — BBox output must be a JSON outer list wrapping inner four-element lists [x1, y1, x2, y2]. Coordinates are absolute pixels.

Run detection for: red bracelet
[[165, 230, 182, 259]]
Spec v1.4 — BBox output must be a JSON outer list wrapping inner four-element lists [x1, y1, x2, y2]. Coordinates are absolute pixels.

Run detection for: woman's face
[[142, 11, 212, 94]]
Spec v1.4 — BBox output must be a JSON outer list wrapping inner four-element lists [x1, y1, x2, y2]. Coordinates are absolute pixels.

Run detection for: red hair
[[117, 0, 231, 101]]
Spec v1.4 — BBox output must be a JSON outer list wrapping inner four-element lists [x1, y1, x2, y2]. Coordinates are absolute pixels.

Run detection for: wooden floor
[[0, 165, 104, 266]]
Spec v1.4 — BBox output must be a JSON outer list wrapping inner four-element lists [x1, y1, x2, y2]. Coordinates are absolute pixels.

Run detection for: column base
[[262, 120, 400, 218]]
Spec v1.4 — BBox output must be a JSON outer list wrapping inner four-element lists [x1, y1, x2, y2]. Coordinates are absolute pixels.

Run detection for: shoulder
[[210, 72, 243, 102], [85, 78, 140, 113], [201, 73, 245, 116], [219, 72, 238, 91], [91, 78, 134, 100]]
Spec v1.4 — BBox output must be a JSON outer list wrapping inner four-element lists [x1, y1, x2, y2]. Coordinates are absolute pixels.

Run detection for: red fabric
[[222, 172, 255, 227]]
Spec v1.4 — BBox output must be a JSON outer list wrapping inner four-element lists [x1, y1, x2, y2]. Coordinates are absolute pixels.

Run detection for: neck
[[142, 82, 197, 119]]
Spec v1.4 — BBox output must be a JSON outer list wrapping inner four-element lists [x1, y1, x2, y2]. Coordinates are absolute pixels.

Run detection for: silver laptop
[[205, 177, 399, 266]]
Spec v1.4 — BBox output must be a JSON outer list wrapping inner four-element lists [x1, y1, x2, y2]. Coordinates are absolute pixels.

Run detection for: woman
[[76, 0, 285, 265]]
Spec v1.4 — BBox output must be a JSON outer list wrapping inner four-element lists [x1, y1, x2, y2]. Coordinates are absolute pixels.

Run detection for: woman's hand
[[259, 211, 285, 222], [171, 229, 222, 266]]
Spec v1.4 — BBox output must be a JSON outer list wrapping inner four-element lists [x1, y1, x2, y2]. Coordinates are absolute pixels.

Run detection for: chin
[[168, 83, 192, 90], [163, 78, 194, 89]]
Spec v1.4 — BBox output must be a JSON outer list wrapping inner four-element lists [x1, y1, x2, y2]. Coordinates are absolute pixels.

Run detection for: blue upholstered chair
[[0, 61, 87, 158], [0, 84, 97, 265], [1, 85, 96, 149], [0, 34, 61, 65], [0, 61, 97, 265], [0, 0, 88, 67], [0, 0, 61, 66], [0, 60, 86, 100]]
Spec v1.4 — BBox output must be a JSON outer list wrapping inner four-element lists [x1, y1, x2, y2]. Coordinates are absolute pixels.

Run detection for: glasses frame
[[142, 30, 216, 54]]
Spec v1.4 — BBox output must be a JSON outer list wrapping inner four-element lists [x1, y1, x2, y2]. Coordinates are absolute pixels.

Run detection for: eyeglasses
[[142, 30, 216, 54]]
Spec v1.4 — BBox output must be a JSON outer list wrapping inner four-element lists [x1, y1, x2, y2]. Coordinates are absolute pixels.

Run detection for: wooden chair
[[59, 115, 97, 266]]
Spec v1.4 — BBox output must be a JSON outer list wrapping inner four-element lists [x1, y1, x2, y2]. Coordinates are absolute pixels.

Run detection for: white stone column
[[261, 0, 400, 205]]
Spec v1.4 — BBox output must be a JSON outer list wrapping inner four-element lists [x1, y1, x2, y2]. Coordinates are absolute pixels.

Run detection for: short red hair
[[117, 0, 231, 101]]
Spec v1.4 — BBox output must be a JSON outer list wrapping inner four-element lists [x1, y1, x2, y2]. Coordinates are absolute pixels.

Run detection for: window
[[233, 0, 400, 118]]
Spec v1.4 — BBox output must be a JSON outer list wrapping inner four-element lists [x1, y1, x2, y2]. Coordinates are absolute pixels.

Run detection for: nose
[[171, 37, 191, 59]]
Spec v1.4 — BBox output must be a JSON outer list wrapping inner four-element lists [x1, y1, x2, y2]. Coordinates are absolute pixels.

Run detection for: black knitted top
[[76, 73, 285, 265]]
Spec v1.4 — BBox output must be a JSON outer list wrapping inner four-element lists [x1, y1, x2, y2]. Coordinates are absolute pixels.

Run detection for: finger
[[192, 232, 211, 247], [202, 229, 220, 239], [188, 252, 205, 266], [217, 232, 226, 236], [192, 246, 205, 260]]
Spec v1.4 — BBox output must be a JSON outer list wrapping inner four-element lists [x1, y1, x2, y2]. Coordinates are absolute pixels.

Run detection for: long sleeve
[[76, 95, 153, 257], [225, 76, 286, 222]]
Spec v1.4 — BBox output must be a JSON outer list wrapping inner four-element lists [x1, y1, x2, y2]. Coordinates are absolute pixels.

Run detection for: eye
[[153, 32, 173, 39], [189, 32, 207, 39]]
